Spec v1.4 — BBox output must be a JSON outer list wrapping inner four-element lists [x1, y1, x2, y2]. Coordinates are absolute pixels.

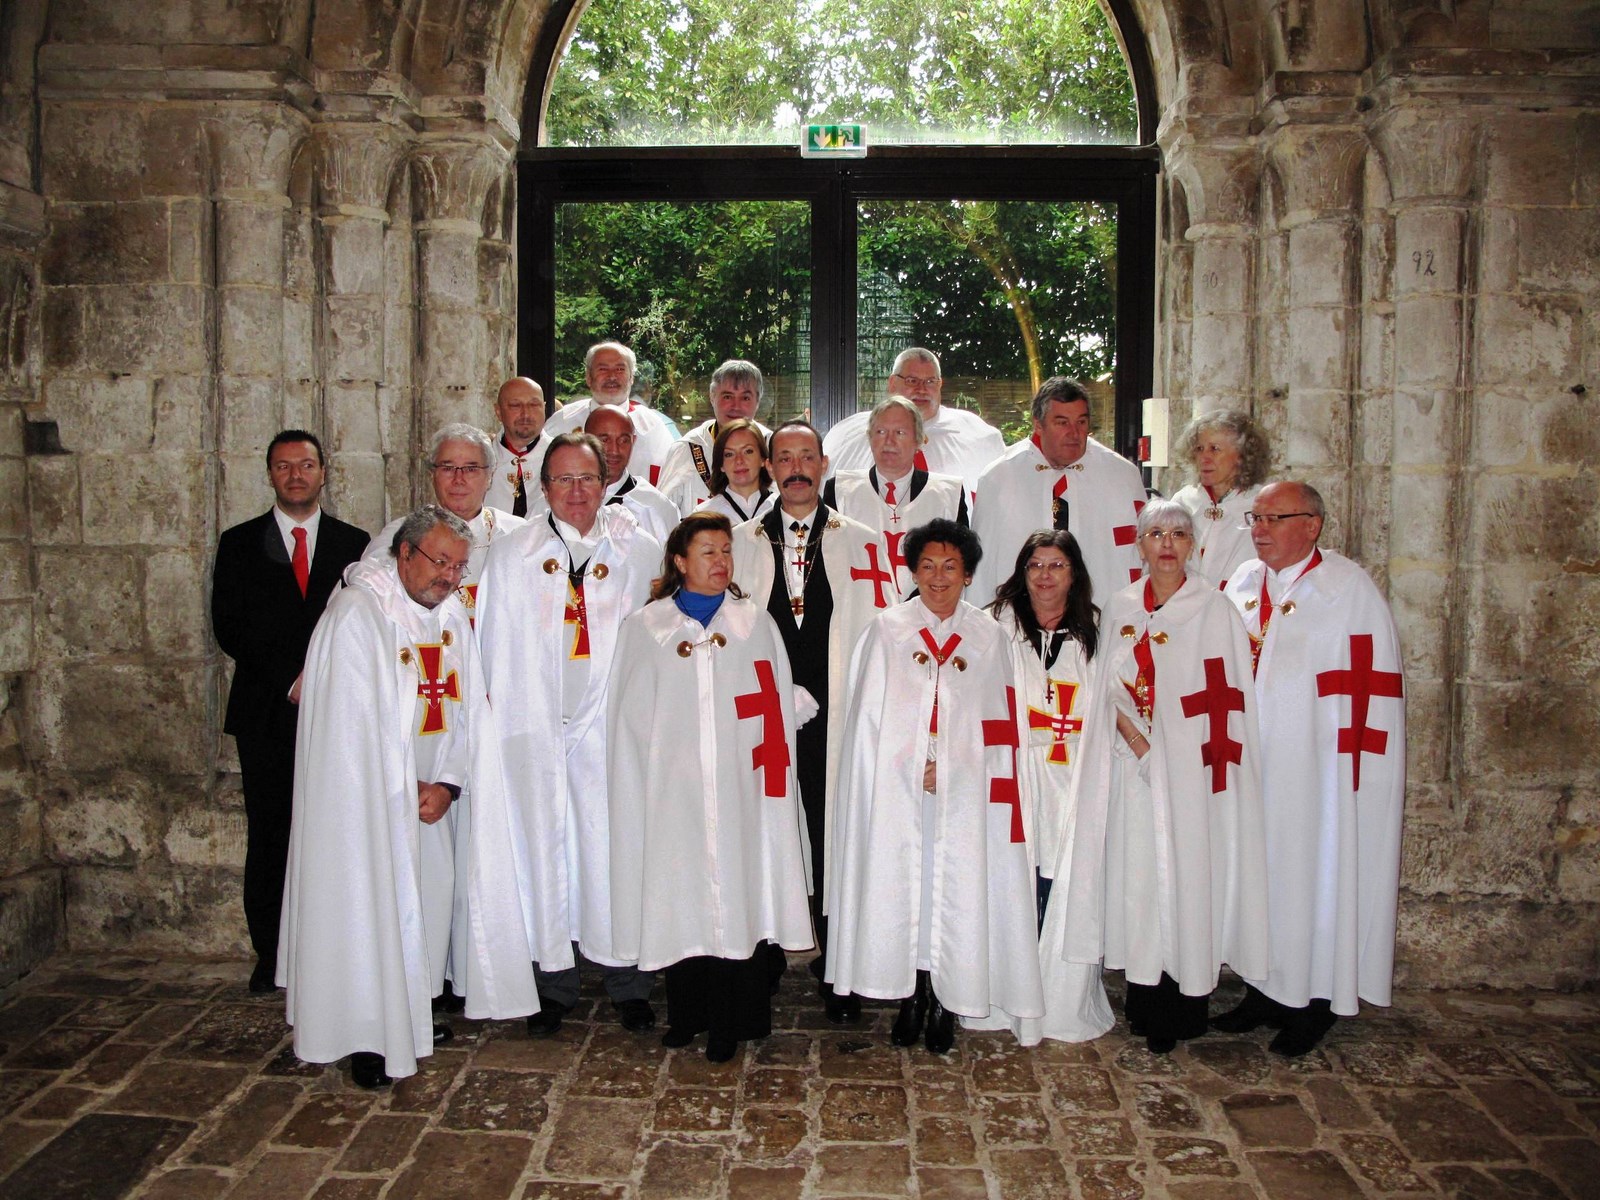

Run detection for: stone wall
[[0, 0, 1594, 988]]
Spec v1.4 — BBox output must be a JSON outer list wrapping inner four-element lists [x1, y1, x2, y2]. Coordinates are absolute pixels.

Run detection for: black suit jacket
[[211, 509, 370, 740]]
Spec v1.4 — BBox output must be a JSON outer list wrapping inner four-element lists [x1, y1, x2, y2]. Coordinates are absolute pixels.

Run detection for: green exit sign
[[802, 123, 867, 158]]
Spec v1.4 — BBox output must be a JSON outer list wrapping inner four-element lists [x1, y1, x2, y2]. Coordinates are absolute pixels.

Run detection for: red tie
[[913, 450, 928, 472], [884, 481, 896, 506], [291, 527, 309, 598]]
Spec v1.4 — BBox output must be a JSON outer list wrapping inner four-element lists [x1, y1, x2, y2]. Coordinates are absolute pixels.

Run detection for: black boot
[[349, 1052, 391, 1089], [891, 970, 930, 1047], [1269, 1001, 1337, 1057], [924, 986, 956, 1055], [1211, 984, 1281, 1034]]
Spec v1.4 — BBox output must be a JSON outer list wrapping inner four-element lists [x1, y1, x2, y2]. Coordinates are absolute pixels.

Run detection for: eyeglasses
[[1142, 529, 1192, 543], [890, 373, 940, 389], [431, 463, 487, 478], [1024, 560, 1070, 574], [1244, 511, 1315, 526], [408, 544, 470, 575], [547, 473, 603, 488]]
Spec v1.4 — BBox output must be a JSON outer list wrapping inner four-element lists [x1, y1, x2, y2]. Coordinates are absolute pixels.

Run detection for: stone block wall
[[0, 0, 1593, 990]]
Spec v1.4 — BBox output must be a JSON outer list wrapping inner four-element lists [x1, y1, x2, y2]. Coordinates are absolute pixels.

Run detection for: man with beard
[[544, 342, 675, 485]]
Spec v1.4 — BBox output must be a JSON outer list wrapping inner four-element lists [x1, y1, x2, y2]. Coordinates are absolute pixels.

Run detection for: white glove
[[793, 685, 820, 729]]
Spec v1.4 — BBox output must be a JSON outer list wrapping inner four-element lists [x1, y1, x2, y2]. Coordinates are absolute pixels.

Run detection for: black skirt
[[664, 949, 773, 1043]]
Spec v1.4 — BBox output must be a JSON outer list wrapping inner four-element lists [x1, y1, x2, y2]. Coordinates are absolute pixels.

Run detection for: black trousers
[[665, 951, 773, 1042], [235, 729, 296, 966], [1124, 972, 1210, 1041]]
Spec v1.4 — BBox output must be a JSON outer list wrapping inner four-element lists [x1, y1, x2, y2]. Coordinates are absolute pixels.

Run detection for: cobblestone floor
[[1, 953, 1597, 1199]]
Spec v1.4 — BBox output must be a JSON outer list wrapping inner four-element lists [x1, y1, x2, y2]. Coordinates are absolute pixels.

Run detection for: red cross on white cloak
[[981, 685, 1025, 843], [1027, 681, 1083, 765], [734, 659, 791, 798], [1179, 656, 1245, 794], [884, 531, 907, 580], [850, 543, 896, 609], [414, 643, 461, 736], [1117, 498, 1145, 583], [1316, 633, 1403, 791], [564, 579, 591, 659]]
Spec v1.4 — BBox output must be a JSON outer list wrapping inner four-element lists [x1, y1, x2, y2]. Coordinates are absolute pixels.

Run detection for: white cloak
[[546, 397, 676, 486], [1224, 550, 1406, 1014], [824, 404, 1006, 500], [476, 506, 662, 971], [825, 599, 1044, 1032], [970, 437, 1146, 610], [604, 474, 680, 544], [1172, 482, 1260, 590], [826, 468, 968, 601], [608, 595, 815, 970], [731, 506, 894, 907], [364, 506, 528, 626], [658, 418, 773, 516], [1055, 575, 1270, 997], [704, 489, 775, 525], [279, 560, 538, 1077], [486, 429, 551, 515]]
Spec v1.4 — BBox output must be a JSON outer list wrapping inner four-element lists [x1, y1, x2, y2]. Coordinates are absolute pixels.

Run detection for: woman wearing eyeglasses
[[982, 529, 1116, 1045], [1169, 410, 1272, 589], [607, 511, 813, 1063], [1048, 499, 1269, 1055]]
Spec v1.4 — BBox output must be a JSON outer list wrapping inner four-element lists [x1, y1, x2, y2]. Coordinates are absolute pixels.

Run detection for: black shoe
[[925, 990, 955, 1055], [614, 998, 656, 1033], [350, 1052, 391, 1089], [1269, 1007, 1336, 1058], [248, 960, 278, 994], [1210, 985, 1279, 1034], [706, 1035, 738, 1063], [432, 1023, 453, 1046], [661, 1027, 696, 1049], [891, 971, 930, 1047], [526, 1000, 571, 1037], [1146, 1034, 1178, 1055], [824, 988, 862, 1025], [436, 982, 467, 1014]]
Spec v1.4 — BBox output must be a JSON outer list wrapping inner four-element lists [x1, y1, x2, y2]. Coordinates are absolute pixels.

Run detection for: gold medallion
[[591, 563, 609, 580], [542, 558, 560, 574]]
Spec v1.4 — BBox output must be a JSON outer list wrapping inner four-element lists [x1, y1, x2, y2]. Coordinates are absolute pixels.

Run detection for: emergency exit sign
[[802, 123, 867, 158]]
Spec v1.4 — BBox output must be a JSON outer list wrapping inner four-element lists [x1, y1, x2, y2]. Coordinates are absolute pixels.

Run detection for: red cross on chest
[[981, 685, 1025, 843], [850, 542, 896, 609], [734, 659, 791, 798], [1179, 656, 1246, 793], [564, 579, 591, 659], [1316, 633, 1403, 791], [414, 643, 460, 736], [1027, 681, 1083, 765]]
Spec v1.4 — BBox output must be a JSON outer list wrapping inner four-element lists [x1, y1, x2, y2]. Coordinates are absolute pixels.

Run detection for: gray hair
[[426, 423, 494, 468], [1135, 498, 1194, 540], [1030, 376, 1091, 425], [709, 358, 766, 405], [585, 341, 637, 375], [390, 504, 472, 557], [892, 347, 941, 377], [1177, 410, 1272, 489], [868, 395, 926, 444]]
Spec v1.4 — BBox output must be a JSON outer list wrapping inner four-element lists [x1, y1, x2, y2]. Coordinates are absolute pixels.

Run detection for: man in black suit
[[211, 430, 369, 994]]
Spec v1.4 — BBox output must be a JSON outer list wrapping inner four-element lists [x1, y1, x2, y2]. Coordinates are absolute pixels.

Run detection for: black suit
[[211, 508, 369, 968]]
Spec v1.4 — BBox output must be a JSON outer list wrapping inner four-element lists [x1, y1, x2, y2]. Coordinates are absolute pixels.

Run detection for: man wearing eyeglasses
[[544, 341, 677, 486], [1216, 481, 1407, 1057], [822, 348, 1005, 501], [476, 432, 664, 1038], [280, 506, 538, 1089], [362, 424, 528, 630]]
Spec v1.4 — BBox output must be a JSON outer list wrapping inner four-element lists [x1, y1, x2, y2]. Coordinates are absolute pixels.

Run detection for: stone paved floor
[[1, 954, 1597, 1199]]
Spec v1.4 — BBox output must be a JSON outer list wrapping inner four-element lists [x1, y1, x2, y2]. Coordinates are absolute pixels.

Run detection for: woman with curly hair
[[1170, 410, 1271, 587]]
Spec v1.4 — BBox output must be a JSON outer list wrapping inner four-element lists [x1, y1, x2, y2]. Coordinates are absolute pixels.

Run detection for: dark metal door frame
[[517, 146, 1159, 456]]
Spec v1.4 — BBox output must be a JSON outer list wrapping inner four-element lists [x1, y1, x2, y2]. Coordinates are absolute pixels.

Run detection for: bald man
[[487, 377, 551, 518]]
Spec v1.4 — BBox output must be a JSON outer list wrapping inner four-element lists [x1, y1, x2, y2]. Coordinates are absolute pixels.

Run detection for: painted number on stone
[[1411, 249, 1436, 276]]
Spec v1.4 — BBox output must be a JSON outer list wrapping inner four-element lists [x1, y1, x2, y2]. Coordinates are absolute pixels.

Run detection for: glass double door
[[519, 151, 1157, 452]]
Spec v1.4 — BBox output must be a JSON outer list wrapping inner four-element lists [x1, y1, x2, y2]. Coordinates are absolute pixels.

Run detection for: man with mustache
[[731, 420, 889, 1023]]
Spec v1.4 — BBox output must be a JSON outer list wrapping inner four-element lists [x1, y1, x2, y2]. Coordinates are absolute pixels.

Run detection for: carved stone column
[[410, 134, 514, 445], [312, 120, 412, 532]]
